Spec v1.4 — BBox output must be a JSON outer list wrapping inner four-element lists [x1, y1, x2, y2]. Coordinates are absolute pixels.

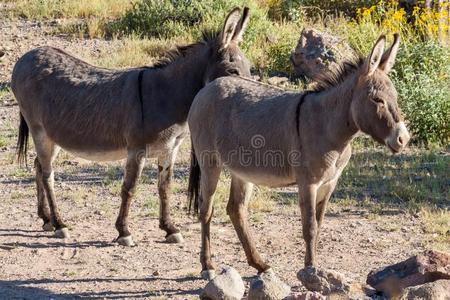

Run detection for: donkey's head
[[351, 34, 410, 153], [203, 7, 252, 82]]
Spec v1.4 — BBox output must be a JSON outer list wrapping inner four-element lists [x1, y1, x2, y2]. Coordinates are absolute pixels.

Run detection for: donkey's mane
[[310, 55, 365, 93], [151, 30, 220, 69]]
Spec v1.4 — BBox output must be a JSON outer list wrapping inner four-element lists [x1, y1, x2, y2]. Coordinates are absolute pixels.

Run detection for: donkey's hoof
[[165, 232, 184, 243], [116, 235, 136, 247], [201, 269, 216, 281], [54, 227, 70, 239], [259, 268, 275, 276], [42, 222, 55, 232]]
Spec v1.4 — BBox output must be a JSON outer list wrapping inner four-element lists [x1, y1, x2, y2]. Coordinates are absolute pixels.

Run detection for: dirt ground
[[0, 14, 442, 300]]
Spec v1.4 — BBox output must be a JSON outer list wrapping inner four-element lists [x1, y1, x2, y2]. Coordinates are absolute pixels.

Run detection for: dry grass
[[10, 0, 135, 20], [4, 0, 136, 38], [94, 36, 190, 68], [420, 208, 450, 252]]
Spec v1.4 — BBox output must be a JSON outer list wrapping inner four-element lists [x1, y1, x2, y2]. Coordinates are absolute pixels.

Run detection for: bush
[[392, 42, 450, 146], [111, 0, 273, 40], [112, 0, 210, 38]]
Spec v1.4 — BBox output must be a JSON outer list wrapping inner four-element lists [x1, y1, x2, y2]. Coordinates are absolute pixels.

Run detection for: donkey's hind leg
[[199, 165, 221, 280], [227, 176, 270, 273], [115, 148, 145, 247], [34, 157, 53, 231], [32, 130, 67, 238], [157, 140, 183, 243]]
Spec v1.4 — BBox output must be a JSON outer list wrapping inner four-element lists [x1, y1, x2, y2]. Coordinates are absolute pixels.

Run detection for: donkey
[[12, 7, 251, 246], [187, 34, 410, 286]]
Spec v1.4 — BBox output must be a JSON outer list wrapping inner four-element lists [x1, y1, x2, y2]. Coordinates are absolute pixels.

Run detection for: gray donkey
[[12, 7, 251, 246], [188, 34, 410, 289]]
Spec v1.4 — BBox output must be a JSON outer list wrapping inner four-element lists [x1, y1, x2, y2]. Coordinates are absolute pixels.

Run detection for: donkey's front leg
[[157, 146, 183, 243], [315, 179, 337, 247], [297, 182, 347, 294], [298, 183, 318, 267], [115, 148, 145, 247]]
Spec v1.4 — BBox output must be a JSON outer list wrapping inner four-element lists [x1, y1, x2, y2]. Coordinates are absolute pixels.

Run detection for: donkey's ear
[[363, 35, 386, 76], [231, 7, 250, 43], [220, 7, 241, 49], [379, 33, 400, 73]]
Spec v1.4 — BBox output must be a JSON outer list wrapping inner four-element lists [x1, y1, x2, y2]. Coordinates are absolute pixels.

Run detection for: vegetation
[[8, 0, 447, 145]]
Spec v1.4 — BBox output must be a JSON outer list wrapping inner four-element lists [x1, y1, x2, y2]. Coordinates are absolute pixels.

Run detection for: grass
[[9, 0, 134, 20], [3, 0, 135, 38], [420, 208, 450, 252], [334, 140, 449, 211], [95, 35, 188, 68]]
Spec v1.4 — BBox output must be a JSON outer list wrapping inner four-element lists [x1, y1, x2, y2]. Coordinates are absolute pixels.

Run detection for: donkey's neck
[[161, 45, 210, 103], [308, 74, 359, 149], [141, 44, 210, 131]]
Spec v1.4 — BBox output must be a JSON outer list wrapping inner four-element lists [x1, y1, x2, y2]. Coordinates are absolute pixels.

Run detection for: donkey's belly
[[65, 148, 127, 162], [230, 168, 296, 188]]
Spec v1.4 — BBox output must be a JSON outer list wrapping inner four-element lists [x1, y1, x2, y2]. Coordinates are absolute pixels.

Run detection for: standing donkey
[[188, 34, 410, 288], [12, 7, 251, 246]]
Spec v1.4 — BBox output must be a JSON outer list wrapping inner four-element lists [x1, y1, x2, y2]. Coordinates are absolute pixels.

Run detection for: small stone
[[201, 266, 245, 300], [152, 270, 159, 276], [399, 279, 450, 300], [297, 267, 347, 295], [54, 227, 70, 239], [165, 232, 184, 243], [248, 269, 291, 300], [283, 291, 325, 300], [267, 76, 289, 86]]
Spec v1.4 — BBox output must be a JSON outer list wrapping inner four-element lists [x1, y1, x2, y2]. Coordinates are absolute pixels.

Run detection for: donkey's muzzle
[[385, 121, 410, 153]]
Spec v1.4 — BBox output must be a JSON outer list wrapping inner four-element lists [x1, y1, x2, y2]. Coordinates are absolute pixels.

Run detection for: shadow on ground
[[0, 276, 201, 299]]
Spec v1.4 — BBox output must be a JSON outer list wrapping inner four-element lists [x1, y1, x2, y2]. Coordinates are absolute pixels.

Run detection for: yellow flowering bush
[[357, 0, 449, 41]]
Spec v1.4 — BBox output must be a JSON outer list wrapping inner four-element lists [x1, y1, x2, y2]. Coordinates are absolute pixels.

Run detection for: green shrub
[[392, 41, 450, 146], [111, 0, 272, 40], [111, 0, 209, 38]]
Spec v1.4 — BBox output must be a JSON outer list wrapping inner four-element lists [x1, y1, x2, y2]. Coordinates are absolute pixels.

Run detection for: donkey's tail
[[17, 113, 29, 166], [188, 140, 200, 214]]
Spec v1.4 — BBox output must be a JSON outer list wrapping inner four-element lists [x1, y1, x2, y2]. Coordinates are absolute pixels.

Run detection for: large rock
[[291, 28, 355, 79], [400, 279, 450, 300], [200, 266, 245, 300], [248, 269, 291, 300], [367, 250, 450, 297], [297, 267, 348, 295]]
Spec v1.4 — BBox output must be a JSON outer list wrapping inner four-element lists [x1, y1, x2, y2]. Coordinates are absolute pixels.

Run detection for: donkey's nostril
[[398, 136, 404, 145]]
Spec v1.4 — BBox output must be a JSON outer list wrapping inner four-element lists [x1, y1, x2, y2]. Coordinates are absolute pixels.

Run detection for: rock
[[297, 267, 347, 295], [399, 279, 450, 300], [283, 291, 325, 300], [0, 50, 5, 58], [248, 269, 291, 300], [200, 266, 245, 300], [267, 76, 289, 86], [367, 250, 450, 297], [291, 28, 355, 79]]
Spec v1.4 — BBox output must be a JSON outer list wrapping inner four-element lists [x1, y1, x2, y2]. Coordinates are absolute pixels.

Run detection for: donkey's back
[[12, 46, 140, 155], [188, 76, 301, 187]]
